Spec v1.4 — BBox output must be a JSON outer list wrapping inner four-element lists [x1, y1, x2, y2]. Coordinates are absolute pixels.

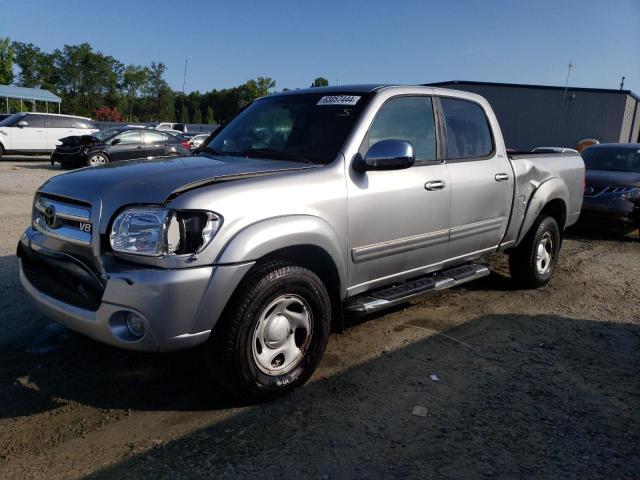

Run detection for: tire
[[0, 144, 4, 158], [86, 152, 109, 167], [204, 261, 332, 401], [509, 215, 561, 289]]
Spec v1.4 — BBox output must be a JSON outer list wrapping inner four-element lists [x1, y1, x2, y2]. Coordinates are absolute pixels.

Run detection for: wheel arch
[[516, 178, 569, 245]]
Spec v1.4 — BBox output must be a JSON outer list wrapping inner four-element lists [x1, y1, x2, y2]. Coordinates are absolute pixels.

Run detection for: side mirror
[[111, 138, 121, 146], [354, 139, 415, 172], [17, 120, 28, 128]]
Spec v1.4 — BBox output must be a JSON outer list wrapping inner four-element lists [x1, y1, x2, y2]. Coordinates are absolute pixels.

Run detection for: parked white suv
[[0, 112, 98, 156]]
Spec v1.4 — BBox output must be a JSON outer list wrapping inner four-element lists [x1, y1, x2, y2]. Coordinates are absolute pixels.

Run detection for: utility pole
[[620, 76, 626, 90], [562, 59, 574, 104], [182, 59, 188, 94]]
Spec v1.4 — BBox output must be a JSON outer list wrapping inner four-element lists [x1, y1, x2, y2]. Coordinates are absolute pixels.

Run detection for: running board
[[344, 263, 490, 316]]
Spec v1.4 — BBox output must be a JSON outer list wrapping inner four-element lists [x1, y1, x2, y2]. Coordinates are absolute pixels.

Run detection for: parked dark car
[[51, 127, 190, 168], [581, 143, 640, 233]]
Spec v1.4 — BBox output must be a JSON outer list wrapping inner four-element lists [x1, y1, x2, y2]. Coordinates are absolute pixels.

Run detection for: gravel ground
[[0, 157, 638, 479]]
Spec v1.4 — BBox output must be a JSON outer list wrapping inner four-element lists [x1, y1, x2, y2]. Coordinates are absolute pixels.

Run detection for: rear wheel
[[87, 153, 109, 167], [204, 262, 331, 401], [509, 215, 561, 288], [0, 144, 4, 158]]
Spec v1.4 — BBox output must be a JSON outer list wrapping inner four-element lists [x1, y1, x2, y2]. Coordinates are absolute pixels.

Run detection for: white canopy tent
[[0, 85, 61, 114]]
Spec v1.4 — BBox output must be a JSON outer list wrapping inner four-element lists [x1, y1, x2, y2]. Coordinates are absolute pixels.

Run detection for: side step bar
[[344, 263, 490, 316]]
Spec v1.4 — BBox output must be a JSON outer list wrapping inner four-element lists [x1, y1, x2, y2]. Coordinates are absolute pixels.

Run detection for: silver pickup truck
[[18, 85, 584, 400]]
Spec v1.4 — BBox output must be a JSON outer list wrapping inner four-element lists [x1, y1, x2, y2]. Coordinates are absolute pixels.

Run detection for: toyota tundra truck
[[17, 85, 584, 400]]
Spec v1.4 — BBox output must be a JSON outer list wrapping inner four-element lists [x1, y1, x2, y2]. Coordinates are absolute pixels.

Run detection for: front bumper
[[18, 227, 254, 352], [51, 150, 85, 167], [579, 196, 640, 230]]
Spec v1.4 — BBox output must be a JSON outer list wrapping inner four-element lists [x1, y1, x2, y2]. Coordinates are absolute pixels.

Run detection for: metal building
[[428, 80, 640, 151]]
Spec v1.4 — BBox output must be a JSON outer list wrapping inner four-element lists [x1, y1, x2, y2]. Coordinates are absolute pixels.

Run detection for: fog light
[[126, 313, 146, 338]]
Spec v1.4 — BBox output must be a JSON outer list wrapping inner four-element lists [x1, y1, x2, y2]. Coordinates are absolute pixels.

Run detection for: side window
[[361, 96, 436, 162], [115, 131, 142, 145], [440, 98, 493, 159], [23, 115, 46, 128], [49, 116, 73, 128], [143, 131, 167, 143], [70, 118, 93, 129]]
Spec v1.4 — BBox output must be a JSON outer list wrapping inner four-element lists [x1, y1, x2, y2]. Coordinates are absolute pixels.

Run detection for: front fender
[[517, 177, 568, 245], [216, 215, 347, 297]]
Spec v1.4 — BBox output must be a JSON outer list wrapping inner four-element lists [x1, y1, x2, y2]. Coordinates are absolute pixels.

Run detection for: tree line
[[0, 38, 330, 124]]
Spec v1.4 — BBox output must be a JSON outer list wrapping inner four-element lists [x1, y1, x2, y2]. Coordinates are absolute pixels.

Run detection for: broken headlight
[[110, 207, 221, 257]]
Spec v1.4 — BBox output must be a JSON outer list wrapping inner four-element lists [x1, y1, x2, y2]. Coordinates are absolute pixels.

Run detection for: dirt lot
[[0, 157, 638, 479]]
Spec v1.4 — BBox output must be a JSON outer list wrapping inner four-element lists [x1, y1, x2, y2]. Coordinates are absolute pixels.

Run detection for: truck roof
[[272, 84, 390, 96]]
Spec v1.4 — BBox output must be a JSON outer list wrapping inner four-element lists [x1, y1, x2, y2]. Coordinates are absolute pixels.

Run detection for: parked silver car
[[18, 85, 584, 400]]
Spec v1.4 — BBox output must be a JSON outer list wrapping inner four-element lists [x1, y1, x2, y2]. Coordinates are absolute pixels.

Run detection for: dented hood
[[38, 155, 316, 230]]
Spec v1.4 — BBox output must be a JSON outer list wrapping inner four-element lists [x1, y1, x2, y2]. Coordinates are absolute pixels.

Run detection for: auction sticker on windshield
[[317, 95, 361, 106]]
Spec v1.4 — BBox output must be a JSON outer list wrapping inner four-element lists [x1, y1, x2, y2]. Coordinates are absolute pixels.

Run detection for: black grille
[[22, 256, 102, 311]]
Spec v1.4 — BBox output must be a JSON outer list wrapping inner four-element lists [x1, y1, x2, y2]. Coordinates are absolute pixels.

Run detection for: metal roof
[[427, 80, 640, 102], [0, 85, 61, 103]]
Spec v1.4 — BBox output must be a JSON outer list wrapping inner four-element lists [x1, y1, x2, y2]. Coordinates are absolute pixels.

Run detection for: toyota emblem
[[44, 205, 57, 228]]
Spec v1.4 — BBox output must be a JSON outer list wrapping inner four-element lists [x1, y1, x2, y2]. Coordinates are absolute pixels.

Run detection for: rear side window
[[143, 131, 168, 143], [49, 116, 73, 128], [71, 118, 94, 129], [361, 96, 437, 162], [441, 98, 493, 159], [115, 131, 142, 144]]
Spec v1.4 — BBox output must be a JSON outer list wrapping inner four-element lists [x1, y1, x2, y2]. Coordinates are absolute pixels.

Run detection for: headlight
[[110, 207, 221, 257]]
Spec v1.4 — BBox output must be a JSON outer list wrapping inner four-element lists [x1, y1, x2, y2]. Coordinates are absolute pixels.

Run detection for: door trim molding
[[449, 216, 506, 241], [351, 228, 449, 264]]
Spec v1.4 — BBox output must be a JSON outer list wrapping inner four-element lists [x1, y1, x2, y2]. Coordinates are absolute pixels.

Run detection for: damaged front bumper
[[18, 227, 253, 352]]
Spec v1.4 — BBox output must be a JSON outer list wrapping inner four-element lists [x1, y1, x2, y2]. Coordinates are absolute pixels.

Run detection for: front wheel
[[509, 215, 561, 288], [204, 262, 331, 401], [86, 153, 109, 167]]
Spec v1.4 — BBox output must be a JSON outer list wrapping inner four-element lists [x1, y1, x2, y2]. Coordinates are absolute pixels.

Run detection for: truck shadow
[[1, 251, 638, 479], [89, 313, 639, 479]]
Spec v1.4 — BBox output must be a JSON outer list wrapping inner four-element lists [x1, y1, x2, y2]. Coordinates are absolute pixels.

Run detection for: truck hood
[[586, 169, 640, 187], [38, 155, 318, 227]]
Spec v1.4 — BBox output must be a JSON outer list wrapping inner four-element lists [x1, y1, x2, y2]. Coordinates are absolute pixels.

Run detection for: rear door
[[142, 130, 170, 157], [12, 114, 47, 151], [46, 116, 76, 150], [439, 96, 514, 260], [110, 130, 143, 161]]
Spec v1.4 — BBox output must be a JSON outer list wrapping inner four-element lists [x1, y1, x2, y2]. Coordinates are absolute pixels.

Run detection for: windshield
[[582, 146, 640, 173], [0, 113, 26, 127], [201, 93, 371, 164], [92, 127, 126, 141]]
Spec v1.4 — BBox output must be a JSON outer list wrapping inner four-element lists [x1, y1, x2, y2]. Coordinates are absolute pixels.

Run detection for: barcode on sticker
[[317, 95, 361, 106]]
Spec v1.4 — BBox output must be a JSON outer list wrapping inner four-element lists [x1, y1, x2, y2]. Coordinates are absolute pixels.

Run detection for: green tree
[[144, 62, 174, 120], [242, 77, 276, 103], [180, 103, 189, 124], [206, 105, 215, 124], [310, 77, 329, 88], [123, 65, 149, 121], [192, 104, 202, 124], [0, 37, 14, 84]]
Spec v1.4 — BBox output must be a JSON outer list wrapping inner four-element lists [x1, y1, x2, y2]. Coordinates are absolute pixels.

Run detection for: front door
[[12, 114, 47, 151], [439, 97, 514, 260], [347, 95, 450, 293]]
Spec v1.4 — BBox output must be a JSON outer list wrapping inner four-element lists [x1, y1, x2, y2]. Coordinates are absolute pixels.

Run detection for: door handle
[[495, 173, 509, 182], [425, 180, 446, 191]]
